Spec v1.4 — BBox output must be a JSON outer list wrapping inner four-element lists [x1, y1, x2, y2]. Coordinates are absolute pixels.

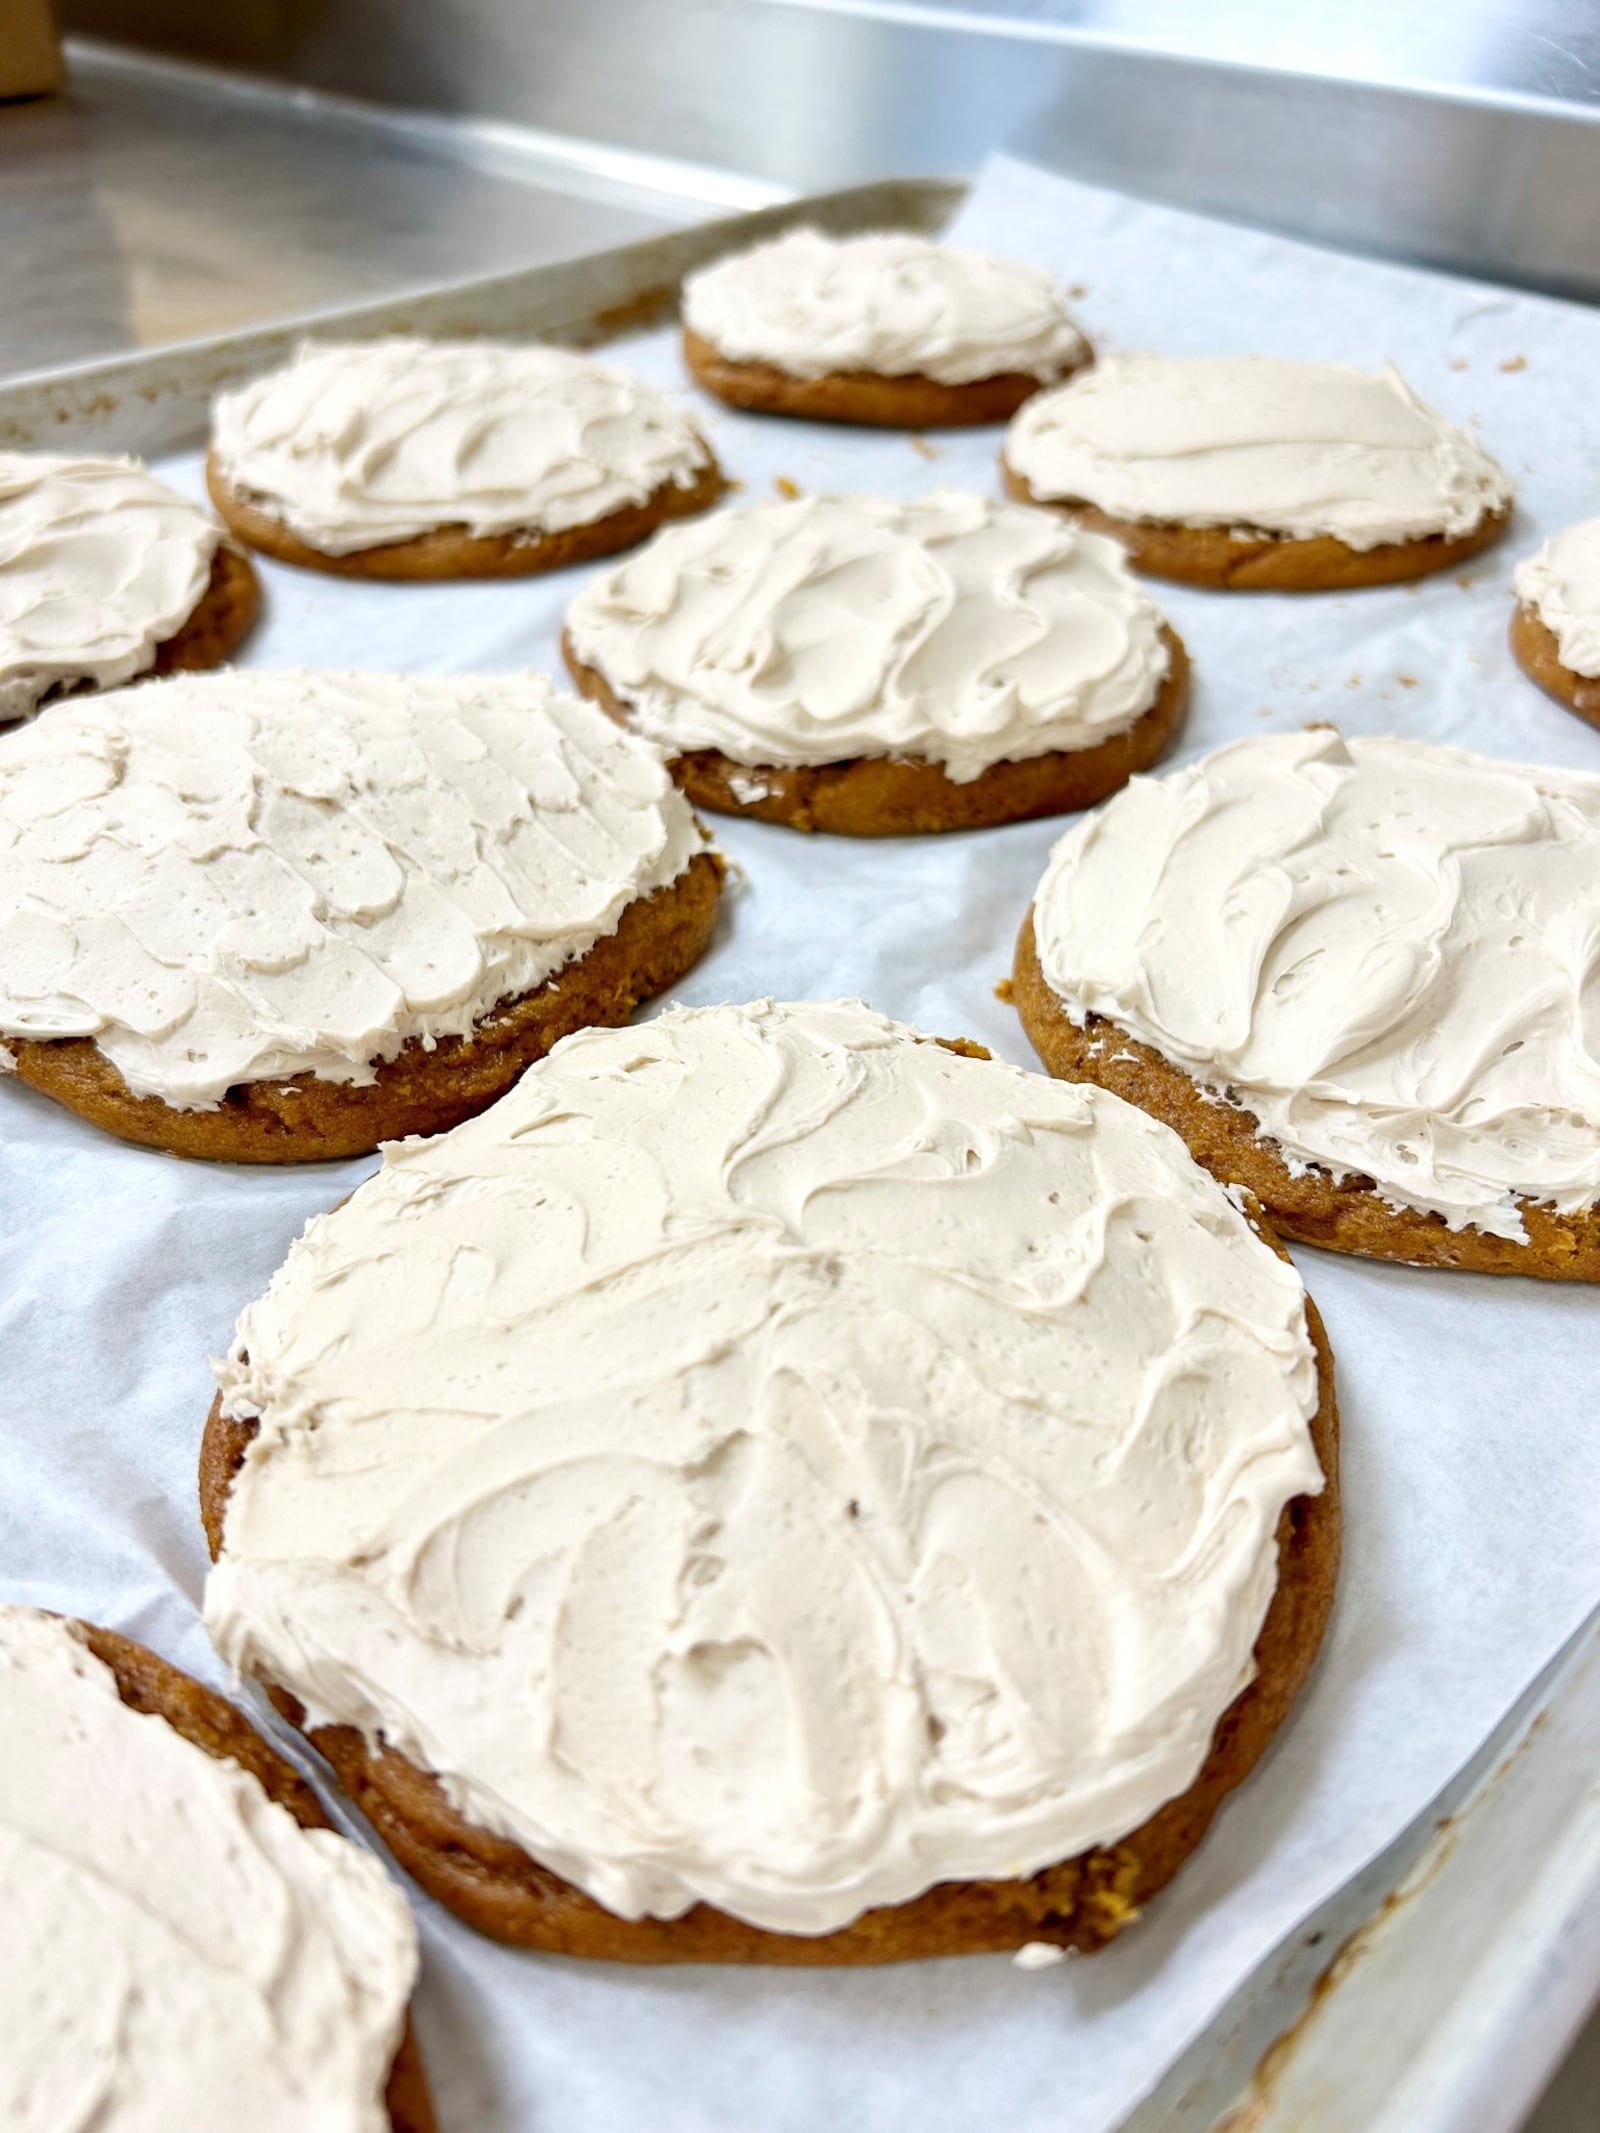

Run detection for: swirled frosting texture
[[566, 492, 1172, 780], [1007, 355, 1512, 548], [205, 999, 1323, 1937], [682, 228, 1088, 386], [1516, 516, 1600, 678], [1033, 731, 1600, 1238], [212, 338, 713, 554], [0, 1607, 415, 2133], [0, 668, 701, 1108], [0, 454, 218, 725]]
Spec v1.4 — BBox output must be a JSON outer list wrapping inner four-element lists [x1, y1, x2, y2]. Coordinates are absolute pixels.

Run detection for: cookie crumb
[[1448, 357, 1470, 371], [1013, 1941, 1068, 1970], [1345, 673, 1362, 690], [1498, 355, 1528, 373], [993, 977, 1015, 1004], [1069, 284, 1088, 300], [773, 476, 801, 499], [908, 435, 940, 461], [1397, 673, 1418, 688]]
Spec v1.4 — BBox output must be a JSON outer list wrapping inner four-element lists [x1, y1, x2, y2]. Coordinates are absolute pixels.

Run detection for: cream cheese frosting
[[1032, 730, 1600, 1239], [681, 228, 1088, 387], [1515, 516, 1600, 678], [565, 491, 1172, 781], [205, 998, 1323, 1938], [0, 454, 219, 726], [1006, 355, 1512, 548], [0, 668, 701, 1108], [211, 338, 713, 554], [0, 1607, 415, 2133]]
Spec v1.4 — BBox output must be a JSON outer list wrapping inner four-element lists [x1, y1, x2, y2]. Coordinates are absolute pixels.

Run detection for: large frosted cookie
[[564, 491, 1186, 833], [0, 1606, 432, 2133], [208, 339, 723, 579], [201, 999, 1336, 1964], [0, 452, 257, 725], [1004, 355, 1513, 589], [1511, 516, 1600, 730], [0, 669, 720, 1159], [682, 228, 1091, 427], [1016, 730, 1600, 1277]]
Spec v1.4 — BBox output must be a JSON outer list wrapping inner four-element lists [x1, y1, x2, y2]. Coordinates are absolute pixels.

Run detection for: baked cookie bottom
[[198, 1116, 1338, 1964], [683, 327, 1089, 428], [67, 1620, 435, 2133], [1510, 600, 1600, 731], [1001, 463, 1512, 590], [1014, 912, 1600, 1279], [151, 544, 262, 672], [6, 851, 722, 1163], [205, 450, 725, 580], [562, 627, 1188, 835]]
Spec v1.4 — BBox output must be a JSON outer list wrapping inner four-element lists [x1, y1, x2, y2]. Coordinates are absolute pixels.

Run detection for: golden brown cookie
[[1510, 599, 1600, 731], [1002, 461, 1512, 590], [206, 450, 726, 582], [562, 627, 1188, 835], [198, 1118, 1339, 1967], [71, 1620, 435, 2133], [149, 543, 262, 674], [684, 328, 1088, 429], [8, 852, 722, 1162], [1014, 910, 1600, 1279]]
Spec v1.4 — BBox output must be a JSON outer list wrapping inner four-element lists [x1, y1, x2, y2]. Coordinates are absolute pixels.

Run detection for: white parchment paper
[[4, 155, 1600, 2133]]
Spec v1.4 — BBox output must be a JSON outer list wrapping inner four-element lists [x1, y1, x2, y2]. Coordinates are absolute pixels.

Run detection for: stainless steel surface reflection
[[0, 48, 763, 377]]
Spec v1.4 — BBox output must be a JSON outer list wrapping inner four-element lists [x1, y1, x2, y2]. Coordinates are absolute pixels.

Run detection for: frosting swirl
[[0, 1607, 415, 2133], [1032, 730, 1600, 1238], [1007, 355, 1512, 548], [566, 491, 1172, 781], [0, 454, 218, 726], [212, 338, 714, 554], [0, 668, 701, 1108], [206, 999, 1323, 1937], [1516, 516, 1600, 678], [682, 229, 1088, 386]]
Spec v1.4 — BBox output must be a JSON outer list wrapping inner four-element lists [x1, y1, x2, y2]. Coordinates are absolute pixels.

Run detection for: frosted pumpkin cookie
[[0, 669, 720, 1161], [1016, 730, 1600, 1277], [207, 338, 723, 579], [1511, 517, 1600, 729], [564, 491, 1187, 834], [681, 228, 1090, 427], [0, 452, 258, 725], [0, 1606, 432, 2133], [1003, 355, 1513, 589], [200, 999, 1337, 1965]]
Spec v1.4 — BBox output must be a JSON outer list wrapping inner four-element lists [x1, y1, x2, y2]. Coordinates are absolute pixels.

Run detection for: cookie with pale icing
[[0, 453, 258, 725], [564, 491, 1187, 833], [681, 228, 1090, 427], [200, 999, 1337, 1963], [207, 338, 723, 579], [1511, 517, 1600, 730], [1017, 729, 1600, 1277], [1003, 355, 1513, 589], [0, 1607, 433, 2133], [0, 668, 720, 1159]]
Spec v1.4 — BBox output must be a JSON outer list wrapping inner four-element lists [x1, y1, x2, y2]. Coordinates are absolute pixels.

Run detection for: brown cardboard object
[[0, 0, 63, 98]]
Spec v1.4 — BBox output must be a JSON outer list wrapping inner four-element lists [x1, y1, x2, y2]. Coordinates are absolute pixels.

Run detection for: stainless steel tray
[[3, 170, 1598, 2133]]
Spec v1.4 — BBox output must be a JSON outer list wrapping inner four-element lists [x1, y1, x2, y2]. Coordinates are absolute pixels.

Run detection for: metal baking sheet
[[3, 161, 1599, 2133]]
